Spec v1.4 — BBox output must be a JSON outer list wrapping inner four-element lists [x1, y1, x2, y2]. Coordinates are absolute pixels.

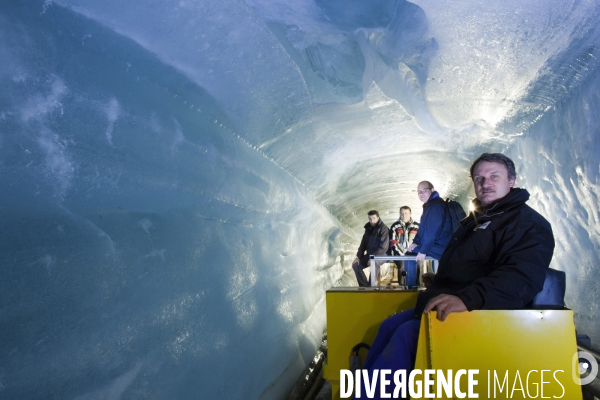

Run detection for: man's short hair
[[470, 153, 517, 180], [418, 181, 434, 190], [400, 206, 411, 213], [368, 210, 379, 217]]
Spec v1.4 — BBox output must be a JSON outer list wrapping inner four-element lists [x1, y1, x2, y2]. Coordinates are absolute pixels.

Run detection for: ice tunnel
[[1, 0, 599, 398]]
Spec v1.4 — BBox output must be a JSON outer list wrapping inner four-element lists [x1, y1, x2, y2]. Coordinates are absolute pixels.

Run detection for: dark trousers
[[352, 257, 384, 287], [356, 309, 421, 399]]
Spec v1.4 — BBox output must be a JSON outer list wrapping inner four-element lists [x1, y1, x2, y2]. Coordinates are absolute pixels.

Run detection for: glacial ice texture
[[1, 0, 599, 398]]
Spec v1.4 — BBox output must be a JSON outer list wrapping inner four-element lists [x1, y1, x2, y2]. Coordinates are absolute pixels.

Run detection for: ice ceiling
[[1, 0, 599, 398]]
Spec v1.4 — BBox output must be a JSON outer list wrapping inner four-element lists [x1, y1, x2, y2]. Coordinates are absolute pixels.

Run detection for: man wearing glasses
[[408, 181, 452, 264]]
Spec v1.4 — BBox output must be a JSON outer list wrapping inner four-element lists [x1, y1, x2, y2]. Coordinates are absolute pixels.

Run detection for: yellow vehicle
[[322, 288, 584, 399], [320, 258, 590, 400]]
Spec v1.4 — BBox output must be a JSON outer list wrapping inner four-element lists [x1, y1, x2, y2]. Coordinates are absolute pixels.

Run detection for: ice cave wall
[[0, 2, 351, 398]]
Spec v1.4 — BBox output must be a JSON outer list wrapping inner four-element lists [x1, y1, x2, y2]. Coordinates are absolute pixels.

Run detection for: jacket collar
[[429, 191, 440, 202], [423, 191, 441, 209], [364, 218, 384, 230], [472, 188, 530, 217]]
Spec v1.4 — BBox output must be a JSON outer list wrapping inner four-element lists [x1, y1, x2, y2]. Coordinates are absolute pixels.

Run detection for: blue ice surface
[[1, 0, 600, 398]]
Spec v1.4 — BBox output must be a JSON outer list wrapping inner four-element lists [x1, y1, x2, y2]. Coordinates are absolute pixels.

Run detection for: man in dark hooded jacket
[[356, 153, 555, 399], [352, 210, 389, 287]]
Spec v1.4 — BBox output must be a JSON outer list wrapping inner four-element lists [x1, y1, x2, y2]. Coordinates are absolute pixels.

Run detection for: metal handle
[[369, 255, 438, 287]]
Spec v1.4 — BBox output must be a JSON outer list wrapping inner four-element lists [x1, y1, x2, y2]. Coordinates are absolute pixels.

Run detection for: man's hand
[[415, 252, 426, 261], [424, 294, 467, 321], [408, 243, 418, 252], [353, 257, 359, 265]]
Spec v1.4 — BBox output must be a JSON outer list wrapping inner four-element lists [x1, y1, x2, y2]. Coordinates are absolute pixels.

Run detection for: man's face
[[417, 183, 432, 203], [399, 209, 411, 223], [368, 215, 379, 226], [472, 161, 515, 207]]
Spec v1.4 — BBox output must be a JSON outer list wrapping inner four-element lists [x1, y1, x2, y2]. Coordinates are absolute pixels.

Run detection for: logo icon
[[572, 350, 599, 385]]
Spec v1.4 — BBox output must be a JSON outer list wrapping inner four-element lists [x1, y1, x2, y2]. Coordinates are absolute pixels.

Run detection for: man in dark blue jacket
[[357, 153, 555, 399], [352, 210, 389, 287], [408, 181, 452, 263]]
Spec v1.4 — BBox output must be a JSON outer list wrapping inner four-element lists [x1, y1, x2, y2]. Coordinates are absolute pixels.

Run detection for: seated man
[[357, 153, 555, 399], [352, 210, 389, 287], [389, 206, 419, 287]]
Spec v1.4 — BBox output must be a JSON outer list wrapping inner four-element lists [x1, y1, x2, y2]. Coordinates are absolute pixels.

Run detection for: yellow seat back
[[414, 309, 582, 399]]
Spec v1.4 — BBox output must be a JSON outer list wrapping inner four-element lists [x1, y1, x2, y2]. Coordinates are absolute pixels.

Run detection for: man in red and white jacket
[[389, 206, 419, 286]]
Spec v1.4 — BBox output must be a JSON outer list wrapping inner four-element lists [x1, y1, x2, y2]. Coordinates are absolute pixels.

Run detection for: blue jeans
[[356, 309, 420, 399], [394, 260, 417, 287]]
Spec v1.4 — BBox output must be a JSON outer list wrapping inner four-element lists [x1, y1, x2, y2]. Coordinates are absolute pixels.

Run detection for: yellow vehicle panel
[[324, 288, 582, 400], [322, 288, 419, 399], [414, 309, 582, 399]]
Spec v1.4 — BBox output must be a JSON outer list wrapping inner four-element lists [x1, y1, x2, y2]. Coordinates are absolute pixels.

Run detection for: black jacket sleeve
[[357, 230, 368, 258], [374, 225, 389, 256]]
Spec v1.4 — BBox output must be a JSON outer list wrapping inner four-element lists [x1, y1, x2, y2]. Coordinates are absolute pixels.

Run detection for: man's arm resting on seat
[[424, 294, 467, 322]]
